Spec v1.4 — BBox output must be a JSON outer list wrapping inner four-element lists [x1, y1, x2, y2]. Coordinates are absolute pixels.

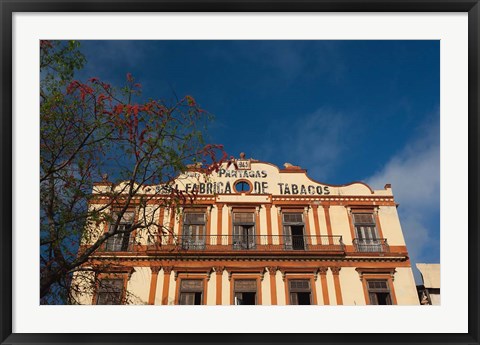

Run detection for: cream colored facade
[[416, 263, 440, 305], [72, 157, 419, 305]]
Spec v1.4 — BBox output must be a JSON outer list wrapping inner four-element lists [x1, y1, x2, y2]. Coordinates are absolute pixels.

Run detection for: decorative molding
[[150, 266, 161, 274], [267, 266, 278, 275], [214, 266, 224, 275], [355, 267, 397, 281], [173, 267, 213, 281], [278, 267, 319, 281], [330, 266, 341, 275], [318, 267, 328, 275], [162, 266, 174, 275], [226, 267, 266, 281]]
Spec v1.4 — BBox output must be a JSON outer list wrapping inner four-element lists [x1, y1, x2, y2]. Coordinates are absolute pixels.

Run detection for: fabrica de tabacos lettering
[[155, 165, 331, 196]]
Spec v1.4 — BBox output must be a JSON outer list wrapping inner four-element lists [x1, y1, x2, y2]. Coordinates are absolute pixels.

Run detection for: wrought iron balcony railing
[[95, 236, 391, 254], [352, 238, 389, 253], [145, 234, 345, 252]]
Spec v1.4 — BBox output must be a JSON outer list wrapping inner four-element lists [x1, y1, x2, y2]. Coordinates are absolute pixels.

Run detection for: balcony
[[352, 238, 389, 253], [145, 234, 345, 253]]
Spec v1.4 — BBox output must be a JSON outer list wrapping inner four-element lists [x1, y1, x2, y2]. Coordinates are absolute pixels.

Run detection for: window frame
[[181, 211, 207, 250], [282, 212, 306, 250], [230, 274, 262, 305], [356, 270, 398, 305], [93, 273, 129, 305], [232, 211, 256, 250], [177, 278, 205, 305], [104, 211, 135, 252], [351, 211, 383, 252], [288, 278, 313, 305], [174, 272, 210, 305], [366, 279, 393, 305], [284, 274, 318, 305]]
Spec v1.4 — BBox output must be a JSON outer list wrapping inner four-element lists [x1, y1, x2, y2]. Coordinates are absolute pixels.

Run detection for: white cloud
[[366, 116, 440, 282]]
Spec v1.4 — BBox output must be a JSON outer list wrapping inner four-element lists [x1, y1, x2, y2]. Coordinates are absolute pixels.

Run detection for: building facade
[[416, 263, 440, 305], [72, 156, 419, 305]]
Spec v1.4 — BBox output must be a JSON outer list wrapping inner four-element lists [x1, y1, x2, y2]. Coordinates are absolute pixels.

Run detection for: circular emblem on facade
[[234, 180, 251, 193]]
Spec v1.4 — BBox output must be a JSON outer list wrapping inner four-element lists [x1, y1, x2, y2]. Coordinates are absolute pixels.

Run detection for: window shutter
[[121, 233, 130, 251], [184, 213, 205, 224], [289, 280, 311, 291], [179, 293, 195, 305], [283, 213, 303, 223], [353, 213, 375, 224], [369, 292, 378, 305], [290, 293, 299, 305], [367, 280, 389, 291], [233, 212, 254, 223], [247, 226, 255, 247], [283, 225, 293, 248], [180, 280, 203, 292], [113, 212, 134, 224], [385, 294, 392, 305], [235, 292, 243, 305], [234, 279, 257, 292], [233, 225, 242, 245], [97, 279, 123, 305]]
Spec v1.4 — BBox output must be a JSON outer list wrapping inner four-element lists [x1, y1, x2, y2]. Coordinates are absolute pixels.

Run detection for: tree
[[40, 41, 225, 304]]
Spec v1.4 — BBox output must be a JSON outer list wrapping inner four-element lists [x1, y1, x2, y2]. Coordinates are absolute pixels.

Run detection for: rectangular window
[[232, 212, 256, 250], [367, 279, 392, 305], [178, 279, 204, 305], [96, 278, 124, 305], [289, 279, 312, 305], [182, 213, 206, 250], [234, 279, 257, 305], [283, 213, 306, 250], [105, 212, 134, 251], [353, 213, 382, 252]]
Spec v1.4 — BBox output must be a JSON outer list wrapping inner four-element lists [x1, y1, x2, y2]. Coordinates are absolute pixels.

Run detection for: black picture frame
[[1, 1, 478, 344]]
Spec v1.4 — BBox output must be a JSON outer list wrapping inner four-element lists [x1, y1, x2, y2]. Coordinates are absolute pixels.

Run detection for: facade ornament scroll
[[206, 268, 213, 281], [267, 266, 278, 275], [214, 266, 224, 275], [163, 266, 174, 275], [127, 267, 135, 281], [330, 266, 341, 275], [318, 267, 328, 275], [150, 266, 161, 275]]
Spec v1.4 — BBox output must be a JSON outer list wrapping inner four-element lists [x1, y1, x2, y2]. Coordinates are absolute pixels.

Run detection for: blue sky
[[78, 40, 440, 282]]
